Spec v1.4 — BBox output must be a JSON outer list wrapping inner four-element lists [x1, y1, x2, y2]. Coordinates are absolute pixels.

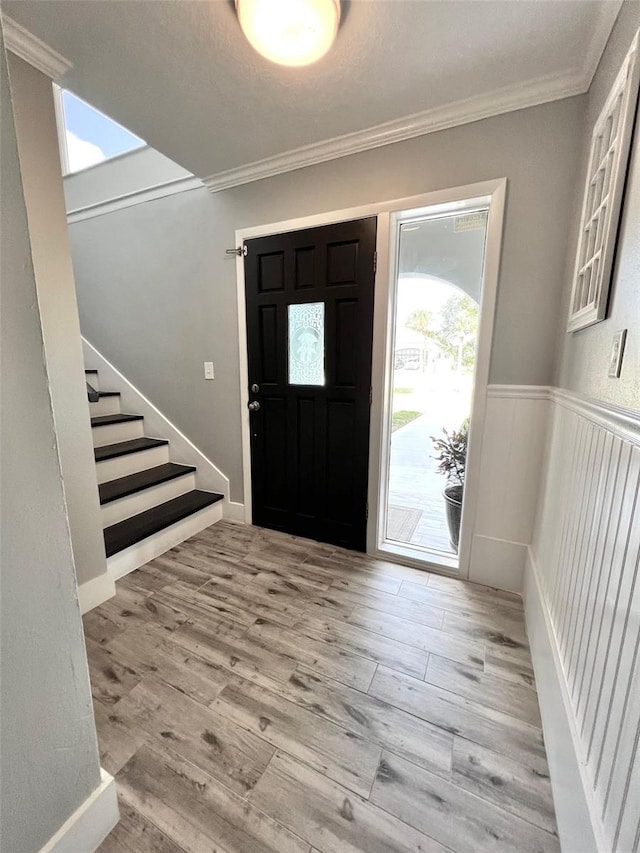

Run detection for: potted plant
[[431, 419, 468, 553]]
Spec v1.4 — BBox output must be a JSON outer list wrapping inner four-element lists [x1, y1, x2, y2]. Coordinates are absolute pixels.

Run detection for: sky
[[62, 90, 144, 173]]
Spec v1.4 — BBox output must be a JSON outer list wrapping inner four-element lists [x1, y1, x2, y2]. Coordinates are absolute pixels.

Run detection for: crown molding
[[203, 69, 590, 193], [204, 2, 622, 196], [1, 14, 72, 78]]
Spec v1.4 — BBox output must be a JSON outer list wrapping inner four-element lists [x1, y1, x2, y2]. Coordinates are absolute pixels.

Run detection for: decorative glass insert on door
[[288, 302, 325, 386]]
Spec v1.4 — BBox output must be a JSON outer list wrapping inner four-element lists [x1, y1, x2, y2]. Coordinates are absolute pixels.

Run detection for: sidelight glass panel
[[288, 302, 325, 386]]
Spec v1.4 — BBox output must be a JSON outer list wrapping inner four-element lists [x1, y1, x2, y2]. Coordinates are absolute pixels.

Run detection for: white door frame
[[234, 178, 506, 579]]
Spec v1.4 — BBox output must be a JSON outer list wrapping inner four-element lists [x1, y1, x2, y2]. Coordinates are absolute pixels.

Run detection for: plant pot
[[443, 484, 463, 554]]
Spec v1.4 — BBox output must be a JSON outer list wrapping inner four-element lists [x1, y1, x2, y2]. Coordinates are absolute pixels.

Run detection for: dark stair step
[[91, 413, 144, 428], [95, 437, 168, 462], [99, 463, 196, 505], [85, 369, 98, 375], [97, 391, 120, 398], [104, 490, 223, 557]]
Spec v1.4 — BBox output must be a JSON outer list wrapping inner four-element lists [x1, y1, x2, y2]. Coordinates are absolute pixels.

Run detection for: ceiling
[[3, 1, 621, 186]]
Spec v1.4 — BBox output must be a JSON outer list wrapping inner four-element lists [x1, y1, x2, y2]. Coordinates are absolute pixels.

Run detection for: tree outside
[[405, 292, 478, 373]]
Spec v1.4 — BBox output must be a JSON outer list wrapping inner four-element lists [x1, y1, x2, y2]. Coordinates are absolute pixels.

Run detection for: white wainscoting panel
[[471, 386, 550, 591], [529, 389, 640, 853]]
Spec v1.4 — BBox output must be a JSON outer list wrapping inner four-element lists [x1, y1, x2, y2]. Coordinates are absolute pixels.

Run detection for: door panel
[[244, 217, 377, 551]]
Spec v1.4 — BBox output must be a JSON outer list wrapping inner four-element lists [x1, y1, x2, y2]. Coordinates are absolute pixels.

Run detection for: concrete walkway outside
[[386, 412, 455, 556]]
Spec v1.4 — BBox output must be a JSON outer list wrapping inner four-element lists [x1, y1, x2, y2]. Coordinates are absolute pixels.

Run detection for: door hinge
[[369, 386, 373, 407], [366, 503, 369, 520], [373, 251, 377, 274]]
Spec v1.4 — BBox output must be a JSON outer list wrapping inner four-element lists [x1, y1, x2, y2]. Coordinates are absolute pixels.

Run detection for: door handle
[[248, 400, 261, 411]]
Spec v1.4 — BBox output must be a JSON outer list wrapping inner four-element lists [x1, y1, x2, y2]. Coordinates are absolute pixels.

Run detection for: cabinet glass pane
[[288, 302, 325, 386]]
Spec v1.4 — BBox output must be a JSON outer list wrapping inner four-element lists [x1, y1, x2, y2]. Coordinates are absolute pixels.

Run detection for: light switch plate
[[608, 330, 626, 378], [204, 362, 215, 380]]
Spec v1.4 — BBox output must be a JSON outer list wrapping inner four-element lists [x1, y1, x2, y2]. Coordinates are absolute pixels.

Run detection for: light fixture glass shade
[[236, 0, 340, 67]]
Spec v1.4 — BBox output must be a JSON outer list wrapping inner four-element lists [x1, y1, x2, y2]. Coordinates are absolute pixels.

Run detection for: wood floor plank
[[83, 582, 188, 645], [143, 554, 214, 588], [451, 739, 557, 835], [250, 570, 331, 594], [297, 613, 428, 679], [117, 743, 310, 853], [308, 585, 444, 629], [199, 575, 305, 627], [442, 610, 530, 659], [249, 751, 448, 853], [400, 580, 527, 630], [105, 625, 230, 707], [424, 654, 542, 727], [213, 676, 382, 796], [97, 797, 185, 853], [369, 666, 546, 766], [427, 572, 523, 610], [89, 520, 558, 853], [118, 676, 275, 796], [85, 637, 144, 706], [91, 698, 148, 777], [316, 548, 432, 586], [157, 548, 259, 586], [152, 580, 259, 629], [370, 751, 560, 853], [484, 646, 536, 689], [168, 617, 297, 688], [271, 666, 453, 777], [347, 605, 486, 668], [245, 619, 377, 692]]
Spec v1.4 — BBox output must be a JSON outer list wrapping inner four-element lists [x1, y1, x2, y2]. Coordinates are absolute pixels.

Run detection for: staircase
[[85, 369, 223, 578]]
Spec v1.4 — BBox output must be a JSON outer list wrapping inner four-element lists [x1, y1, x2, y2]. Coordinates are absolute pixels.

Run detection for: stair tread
[[95, 437, 168, 462], [97, 391, 120, 398], [99, 463, 196, 505], [104, 490, 223, 557], [91, 413, 143, 427]]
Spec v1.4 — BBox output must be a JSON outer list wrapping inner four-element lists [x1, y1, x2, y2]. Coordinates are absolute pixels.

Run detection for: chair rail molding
[[66, 175, 204, 223]]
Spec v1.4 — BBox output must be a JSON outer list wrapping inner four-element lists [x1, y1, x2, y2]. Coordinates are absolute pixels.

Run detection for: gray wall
[[0, 33, 102, 852], [64, 144, 192, 212], [555, 1, 640, 409], [69, 96, 584, 502]]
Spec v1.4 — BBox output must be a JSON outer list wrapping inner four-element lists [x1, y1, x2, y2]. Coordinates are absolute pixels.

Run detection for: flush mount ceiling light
[[236, 0, 340, 67]]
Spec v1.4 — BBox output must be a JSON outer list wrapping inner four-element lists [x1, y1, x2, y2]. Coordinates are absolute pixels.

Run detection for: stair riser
[[90, 396, 121, 417], [106, 502, 223, 579], [96, 445, 170, 484], [101, 473, 196, 527], [92, 420, 144, 448]]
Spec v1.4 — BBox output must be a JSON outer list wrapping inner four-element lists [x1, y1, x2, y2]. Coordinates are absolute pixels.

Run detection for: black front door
[[244, 217, 377, 551]]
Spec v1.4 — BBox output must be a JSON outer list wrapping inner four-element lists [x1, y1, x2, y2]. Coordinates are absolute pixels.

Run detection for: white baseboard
[[523, 548, 603, 853], [82, 337, 230, 498], [107, 501, 223, 580], [40, 768, 118, 853], [468, 534, 527, 593], [224, 500, 246, 522], [78, 572, 116, 614]]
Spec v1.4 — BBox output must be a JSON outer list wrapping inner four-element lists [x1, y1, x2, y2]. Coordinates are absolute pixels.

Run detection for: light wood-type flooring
[[87, 521, 559, 853]]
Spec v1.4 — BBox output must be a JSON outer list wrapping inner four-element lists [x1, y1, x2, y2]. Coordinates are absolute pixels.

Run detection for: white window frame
[[567, 30, 640, 333], [52, 84, 146, 177]]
